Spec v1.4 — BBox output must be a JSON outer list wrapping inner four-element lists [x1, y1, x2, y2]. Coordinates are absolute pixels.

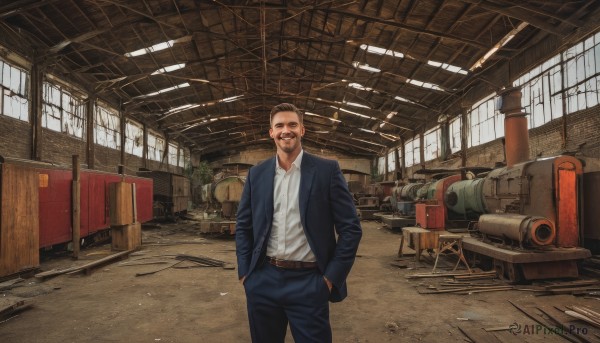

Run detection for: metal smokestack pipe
[[499, 87, 529, 167]]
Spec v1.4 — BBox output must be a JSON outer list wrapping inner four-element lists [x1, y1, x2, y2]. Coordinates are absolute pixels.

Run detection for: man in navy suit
[[236, 103, 362, 343]]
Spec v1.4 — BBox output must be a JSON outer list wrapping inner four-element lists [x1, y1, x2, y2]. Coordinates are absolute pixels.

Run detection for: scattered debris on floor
[[34, 249, 136, 279]]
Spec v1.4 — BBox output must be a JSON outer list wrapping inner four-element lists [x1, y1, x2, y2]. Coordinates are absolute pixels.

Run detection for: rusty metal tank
[[478, 214, 555, 246], [213, 176, 246, 204], [444, 178, 486, 217], [480, 155, 582, 247]]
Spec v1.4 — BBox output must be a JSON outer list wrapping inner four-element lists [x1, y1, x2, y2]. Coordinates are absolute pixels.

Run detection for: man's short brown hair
[[269, 103, 303, 126]]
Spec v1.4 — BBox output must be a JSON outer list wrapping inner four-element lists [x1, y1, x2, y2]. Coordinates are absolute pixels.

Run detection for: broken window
[[449, 116, 462, 153], [42, 81, 86, 138], [94, 102, 121, 149], [468, 95, 504, 148], [125, 119, 143, 157], [423, 127, 440, 161], [147, 131, 165, 162], [179, 147, 188, 168], [0, 59, 29, 122], [387, 150, 396, 172], [404, 136, 421, 167], [562, 31, 600, 113], [168, 142, 178, 166], [514, 55, 563, 128], [377, 156, 385, 176]]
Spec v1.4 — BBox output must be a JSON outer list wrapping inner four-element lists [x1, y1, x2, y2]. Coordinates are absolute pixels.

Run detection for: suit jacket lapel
[[299, 153, 315, 227], [264, 157, 276, 228]]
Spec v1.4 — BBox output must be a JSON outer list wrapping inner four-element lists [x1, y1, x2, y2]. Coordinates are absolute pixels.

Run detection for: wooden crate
[[398, 227, 452, 262], [0, 163, 39, 277], [111, 222, 141, 251], [109, 182, 134, 226]]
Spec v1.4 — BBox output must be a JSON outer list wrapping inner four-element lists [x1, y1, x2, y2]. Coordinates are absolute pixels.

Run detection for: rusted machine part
[[499, 87, 530, 168], [213, 176, 246, 203], [504, 112, 530, 168], [400, 183, 424, 200], [478, 214, 555, 246], [416, 181, 435, 200], [481, 162, 529, 214], [444, 178, 486, 216]]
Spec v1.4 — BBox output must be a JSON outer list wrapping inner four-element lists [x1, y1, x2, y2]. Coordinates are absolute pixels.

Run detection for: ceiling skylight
[[138, 82, 190, 98], [360, 44, 404, 59], [470, 22, 529, 71], [342, 101, 370, 109], [427, 61, 468, 75], [394, 96, 416, 105], [125, 40, 175, 57], [165, 103, 200, 115], [407, 79, 443, 91], [379, 111, 398, 128], [151, 63, 186, 75], [220, 95, 244, 103], [352, 61, 381, 73], [360, 43, 468, 76], [333, 106, 373, 120], [348, 83, 375, 92]]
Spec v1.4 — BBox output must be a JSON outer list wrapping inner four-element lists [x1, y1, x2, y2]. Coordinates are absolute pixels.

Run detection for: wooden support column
[[394, 147, 401, 180], [460, 110, 468, 168], [30, 60, 43, 161], [384, 150, 389, 181], [119, 105, 126, 167], [86, 96, 95, 169], [142, 123, 148, 169], [400, 137, 406, 179], [419, 130, 425, 168], [72, 155, 81, 259], [560, 53, 568, 149]]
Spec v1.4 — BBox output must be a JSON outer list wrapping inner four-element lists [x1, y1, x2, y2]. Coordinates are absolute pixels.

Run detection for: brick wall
[[1, 104, 598, 178], [40, 129, 87, 166], [410, 104, 600, 179], [0, 116, 31, 159]]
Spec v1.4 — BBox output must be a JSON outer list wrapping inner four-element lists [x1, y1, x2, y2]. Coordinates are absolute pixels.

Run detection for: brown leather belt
[[266, 256, 318, 269]]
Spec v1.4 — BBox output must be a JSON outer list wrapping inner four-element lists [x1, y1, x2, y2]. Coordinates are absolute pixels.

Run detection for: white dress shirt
[[266, 150, 317, 262]]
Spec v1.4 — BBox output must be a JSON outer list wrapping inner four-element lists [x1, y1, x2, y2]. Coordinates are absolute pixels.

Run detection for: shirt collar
[[276, 149, 304, 172]]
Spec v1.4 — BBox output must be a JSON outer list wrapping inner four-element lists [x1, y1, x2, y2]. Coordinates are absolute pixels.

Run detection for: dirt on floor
[[0, 217, 599, 343]]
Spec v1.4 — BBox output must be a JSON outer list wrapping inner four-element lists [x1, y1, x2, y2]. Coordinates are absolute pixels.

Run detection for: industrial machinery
[[213, 175, 246, 218], [0, 156, 154, 276], [392, 88, 595, 282], [137, 170, 189, 219]]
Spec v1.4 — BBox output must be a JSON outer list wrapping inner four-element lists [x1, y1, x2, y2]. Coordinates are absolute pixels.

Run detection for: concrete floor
[[0, 219, 598, 342]]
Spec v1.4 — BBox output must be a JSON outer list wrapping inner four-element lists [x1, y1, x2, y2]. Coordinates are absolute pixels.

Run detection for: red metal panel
[[556, 168, 578, 247], [38, 169, 72, 248], [416, 204, 445, 230]]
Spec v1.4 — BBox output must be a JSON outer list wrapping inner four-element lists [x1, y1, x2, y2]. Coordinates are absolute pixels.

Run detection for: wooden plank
[[35, 249, 135, 279], [508, 301, 579, 343], [538, 306, 599, 343], [419, 285, 513, 294], [0, 299, 32, 319], [407, 271, 495, 279], [109, 182, 134, 225], [0, 278, 24, 291], [0, 164, 40, 277], [458, 326, 502, 343], [111, 222, 142, 251]]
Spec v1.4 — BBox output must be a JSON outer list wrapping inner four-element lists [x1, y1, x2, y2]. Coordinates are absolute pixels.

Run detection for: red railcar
[[2, 157, 153, 249]]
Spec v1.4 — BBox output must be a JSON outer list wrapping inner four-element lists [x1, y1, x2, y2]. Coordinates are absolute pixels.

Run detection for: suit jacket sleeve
[[235, 168, 254, 279], [324, 162, 362, 290]]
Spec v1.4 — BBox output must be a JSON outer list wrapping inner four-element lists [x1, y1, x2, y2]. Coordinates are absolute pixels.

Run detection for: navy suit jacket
[[235, 152, 362, 302]]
